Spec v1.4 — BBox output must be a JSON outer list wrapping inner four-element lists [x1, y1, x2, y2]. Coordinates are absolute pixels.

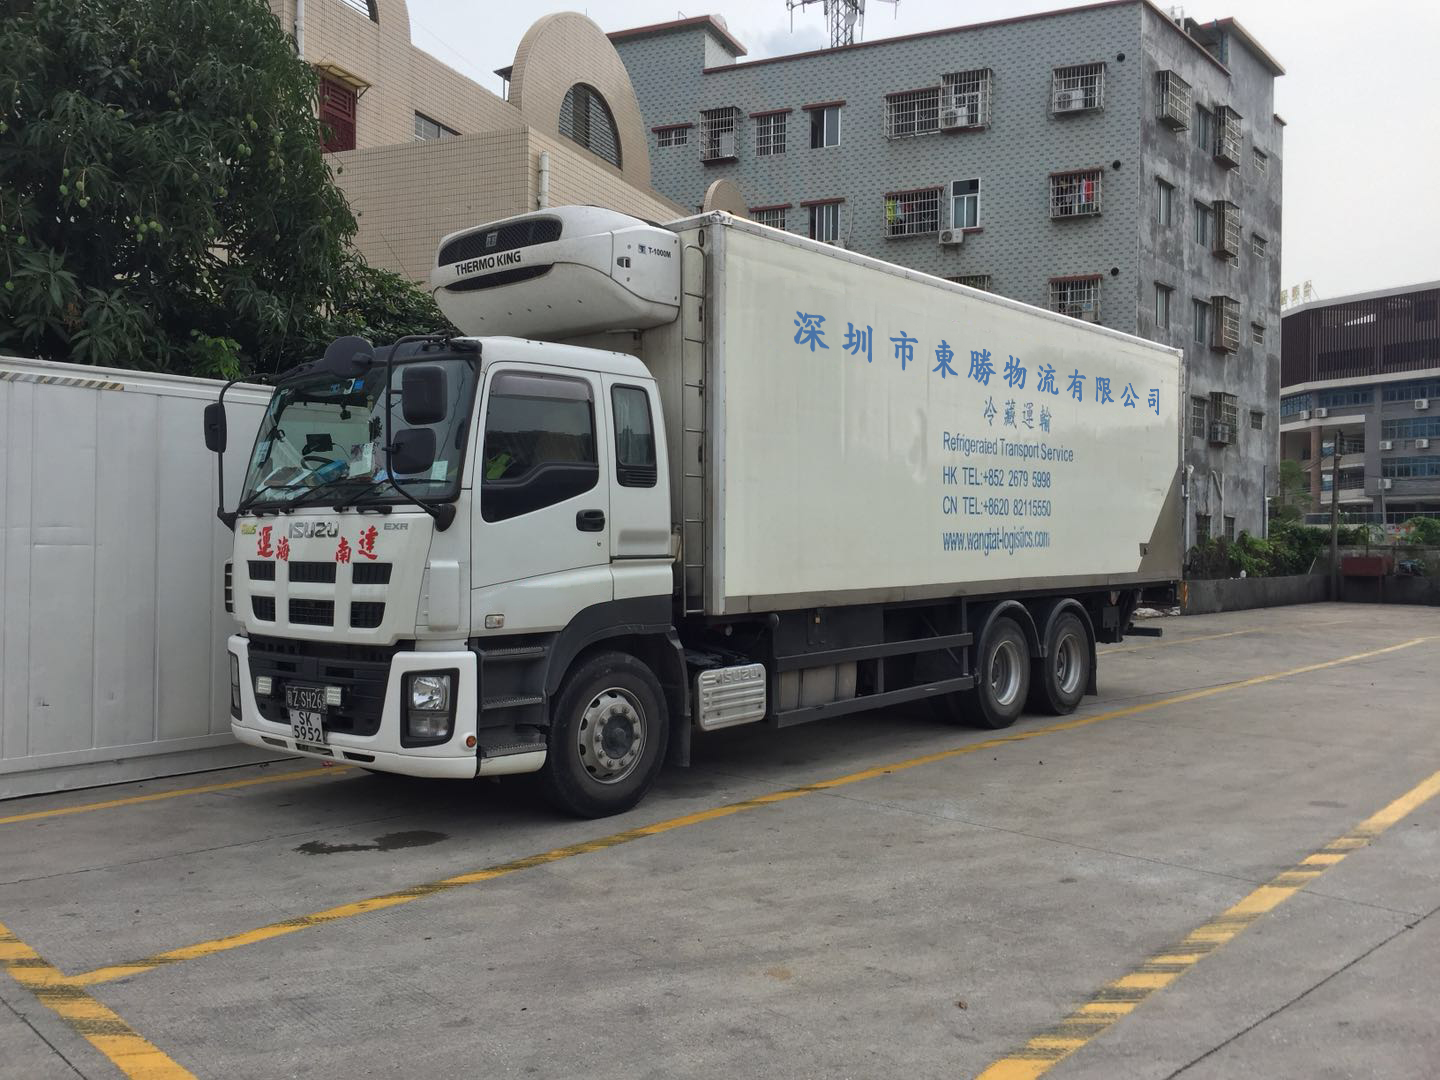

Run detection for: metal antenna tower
[[786, 0, 898, 49]]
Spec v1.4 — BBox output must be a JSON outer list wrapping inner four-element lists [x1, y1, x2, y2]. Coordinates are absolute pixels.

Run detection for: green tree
[[1272, 458, 1313, 522], [0, 0, 448, 377]]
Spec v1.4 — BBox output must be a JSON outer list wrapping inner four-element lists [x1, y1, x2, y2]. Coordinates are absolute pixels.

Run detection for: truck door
[[602, 376, 671, 562], [471, 366, 612, 609]]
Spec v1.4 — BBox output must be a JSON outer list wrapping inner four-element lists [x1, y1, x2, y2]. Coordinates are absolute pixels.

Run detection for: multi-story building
[[611, 3, 1284, 544], [1280, 282, 1440, 524], [263, 1, 683, 279]]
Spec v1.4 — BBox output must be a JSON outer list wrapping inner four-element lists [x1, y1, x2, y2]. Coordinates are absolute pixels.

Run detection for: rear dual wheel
[[1030, 611, 1090, 716]]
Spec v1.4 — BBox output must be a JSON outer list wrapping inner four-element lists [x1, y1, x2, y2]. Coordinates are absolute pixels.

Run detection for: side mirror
[[391, 427, 437, 476], [402, 365, 447, 425], [203, 402, 227, 454]]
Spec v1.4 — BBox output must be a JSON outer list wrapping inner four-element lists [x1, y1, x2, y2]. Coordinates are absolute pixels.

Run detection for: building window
[[1252, 147, 1268, 174], [337, 0, 378, 20], [1317, 388, 1373, 408], [1050, 169, 1102, 218], [1193, 200, 1213, 246], [656, 126, 689, 148], [1049, 277, 1101, 322], [1213, 105, 1243, 167], [885, 88, 939, 138], [949, 274, 993, 292], [1193, 105, 1214, 152], [318, 76, 357, 153], [1251, 322, 1265, 345], [1224, 516, 1236, 541], [1156, 177, 1174, 226], [1193, 298, 1211, 344], [413, 113, 457, 141], [1190, 396, 1208, 439], [1155, 283, 1172, 329], [1212, 295, 1240, 352], [1382, 378, 1440, 402], [754, 111, 787, 156], [1383, 457, 1440, 480], [808, 104, 842, 148], [751, 206, 787, 230], [559, 83, 622, 167], [808, 201, 841, 244], [1156, 70, 1191, 128], [1382, 417, 1440, 440], [699, 107, 740, 161], [1250, 409, 1264, 431], [1280, 394, 1311, 418], [1214, 201, 1241, 256], [951, 178, 980, 229], [1251, 233, 1269, 259], [942, 69, 992, 128], [1052, 63, 1104, 112], [1195, 514, 1211, 543], [885, 187, 941, 237]]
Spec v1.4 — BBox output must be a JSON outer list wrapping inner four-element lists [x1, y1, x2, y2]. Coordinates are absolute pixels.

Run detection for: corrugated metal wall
[[0, 357, 273, 798], [1281, 286, 1440, 386]]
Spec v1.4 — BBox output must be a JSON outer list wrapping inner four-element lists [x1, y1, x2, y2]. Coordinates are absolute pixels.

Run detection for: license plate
[[289, 709, 326, 745], [285, 685, 327, 745]]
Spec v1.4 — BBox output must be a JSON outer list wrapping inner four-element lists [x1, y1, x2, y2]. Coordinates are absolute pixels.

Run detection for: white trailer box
[[0, 357, 272, 798], [643, 217, 1183, 616]]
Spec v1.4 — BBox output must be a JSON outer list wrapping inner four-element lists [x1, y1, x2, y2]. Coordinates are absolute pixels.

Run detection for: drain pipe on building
[[295, 0, 305, 59], [537, 151, 550, 209]]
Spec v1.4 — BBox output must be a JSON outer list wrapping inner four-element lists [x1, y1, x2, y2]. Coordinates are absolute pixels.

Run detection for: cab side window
[[481, 372, 597, 522], [611, 385, 657, 488]]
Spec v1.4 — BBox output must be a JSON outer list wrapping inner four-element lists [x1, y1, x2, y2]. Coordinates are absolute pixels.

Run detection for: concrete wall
[[1182, 573, 1325, 614]]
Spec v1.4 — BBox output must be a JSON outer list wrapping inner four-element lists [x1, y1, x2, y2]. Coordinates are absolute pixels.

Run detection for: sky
[[405, 0, 1440, 303]]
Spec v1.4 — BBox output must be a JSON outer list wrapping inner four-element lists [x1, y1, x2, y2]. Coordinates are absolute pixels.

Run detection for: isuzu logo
[[289, 521, 340, 539]]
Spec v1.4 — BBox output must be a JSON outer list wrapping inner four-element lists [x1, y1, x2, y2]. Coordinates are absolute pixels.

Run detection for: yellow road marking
[[63, 636, 1432, 989], [0, 766, 352, 827], [1098, 616, 1355, 656], [974, 762, 1440, 1080], [0, 919, 196, 1079]]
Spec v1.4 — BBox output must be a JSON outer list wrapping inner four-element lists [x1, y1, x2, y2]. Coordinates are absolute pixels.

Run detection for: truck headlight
[[402, 671, 456, 745], [229, 654, 241, 718]]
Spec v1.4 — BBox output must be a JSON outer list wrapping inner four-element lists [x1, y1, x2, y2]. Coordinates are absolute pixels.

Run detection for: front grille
[[289, 599, 334, 626], [353, 562, 392, 585], [248, 560, 275, 581], [246, 635, 403, 737], [437, 217, 562, 267], [290, 561, 337, 584], [350, 602, 385, 629], [444, 264, 551, 293], [252, 596, 276, 621]]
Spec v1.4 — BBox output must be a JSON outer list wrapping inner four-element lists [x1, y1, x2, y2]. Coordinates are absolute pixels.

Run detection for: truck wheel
[[968, 617, 1030, 729], [540, 651, 669, 818], [1031, 611, 1090, 716]]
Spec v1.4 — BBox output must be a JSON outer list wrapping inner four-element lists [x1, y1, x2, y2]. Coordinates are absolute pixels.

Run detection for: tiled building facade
[[264, 1, 683, 281], [612, 3, 1284, 545], [1280, 282, 1440, 522]]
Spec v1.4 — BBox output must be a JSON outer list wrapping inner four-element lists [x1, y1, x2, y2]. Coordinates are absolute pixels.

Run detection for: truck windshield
[[237, 358, 478, 511]]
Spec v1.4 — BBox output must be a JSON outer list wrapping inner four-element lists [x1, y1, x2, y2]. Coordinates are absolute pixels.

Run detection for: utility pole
[[1328, 429, 1341, 600]]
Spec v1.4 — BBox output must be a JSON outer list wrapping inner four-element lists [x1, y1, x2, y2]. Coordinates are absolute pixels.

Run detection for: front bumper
[[228, 635, 481, 779]]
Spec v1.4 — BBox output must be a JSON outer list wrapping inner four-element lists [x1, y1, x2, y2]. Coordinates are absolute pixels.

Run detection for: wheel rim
[[989, 638, 1023, 708], [577, 687, 646, 785], [1053, 630, 1083, 696]]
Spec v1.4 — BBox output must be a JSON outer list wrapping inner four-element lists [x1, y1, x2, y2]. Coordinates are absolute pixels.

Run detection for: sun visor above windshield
[[429, 207, 681, 339]]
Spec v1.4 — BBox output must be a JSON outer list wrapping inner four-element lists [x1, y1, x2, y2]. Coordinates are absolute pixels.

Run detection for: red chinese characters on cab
[[276, 537, 290, 562], [256, 525, 273, 558], [335, 536, 351, 564], [356, 526, 378, 561]]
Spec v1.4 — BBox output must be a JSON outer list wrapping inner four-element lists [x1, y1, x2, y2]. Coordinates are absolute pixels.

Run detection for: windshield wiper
[[235, 481, 310, 516]]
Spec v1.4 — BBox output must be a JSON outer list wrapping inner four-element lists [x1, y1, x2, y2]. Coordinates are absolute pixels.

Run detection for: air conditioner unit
[[1419, 438, 1432, 449], [1381, 478, 1394, 490], [1298, 410, 1310, 420], [938, 228, 964, 246], [1209, 422, 1233, 444], [1416, 398, 1431, 410], [1379, 439, 1394, 450], [1054, 89, 1083, 112], [939, 109, 963, 130], [716, 131, 736, 159], [1315, 407, 1329, 418]]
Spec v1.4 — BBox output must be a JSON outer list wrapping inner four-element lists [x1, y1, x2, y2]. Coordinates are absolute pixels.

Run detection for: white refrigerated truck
[[207, 206, 1182, 817]]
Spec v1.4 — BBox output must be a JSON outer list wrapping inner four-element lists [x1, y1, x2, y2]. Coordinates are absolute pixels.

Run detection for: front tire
[[540, 651, 669, 818], [1031, 611, 1090, 715], [966, 616, 1030, 729]]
